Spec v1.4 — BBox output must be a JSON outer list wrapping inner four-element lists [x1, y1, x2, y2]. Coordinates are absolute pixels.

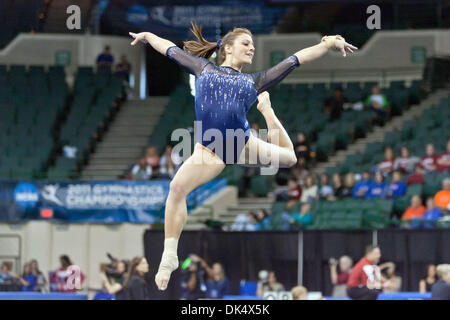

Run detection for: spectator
[[419, 143, 439, 172], [96, 45, 114, 68], [434, 178, 450, 211], [414, 197, 443, 228], [294, 132, 310, 167], [379, 262, 402, 293], [256, 270, 285, 297], [231, 211, 258, 231], [332, 173, 348, 199], [159, 145, 181, 179], [431, 264, 450, 300], [30, 259, 47, 292], [254, 209, 270, 231], [401, 195, 426, 222], [291, 285, 308, 300], [365, 84, 389, 126], [319, 173, 334, 200], [366, 171, 387, 199], [286, 177, 302, 210], [290, 203, 313, 229], [194, 256, 230, 299], [292, 164, 310, 187], [329, 255, 353, 298], [114, 54, 132, 82], [324, 87, 348, 121], [419, 264, 438, 293], [342, 173, 356, 198], [180, 255, 206, 300], [145, 146, 160, 170], [437, 140, 450, 172], [407, 164, 425, 185], [378, 147, 395, 176], [124, 256, 150, 300], [352, 171, 371, 199], [50, 255, 85, 293], [386, 171, 406, 198], [300, 175, 318, 203], [0, 261, 20, 289], [100, 259, 128, 300], [347, 245, 383, 300], [130, 157, 152, 180], [394, 147, 419, 174], [17, 262, 36, 292]]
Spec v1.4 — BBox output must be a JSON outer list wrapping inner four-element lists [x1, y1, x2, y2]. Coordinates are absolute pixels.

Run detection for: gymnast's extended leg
[[155, 143, 225, 290]]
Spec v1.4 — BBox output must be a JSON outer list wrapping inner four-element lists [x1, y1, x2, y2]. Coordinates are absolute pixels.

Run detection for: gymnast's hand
[[129, 32, 149, 45], [322, 35, 358, 57], [256, 91, 272, 114]]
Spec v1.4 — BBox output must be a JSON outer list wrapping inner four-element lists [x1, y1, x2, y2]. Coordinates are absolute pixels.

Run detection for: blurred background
[[0, 0, 449, 300]]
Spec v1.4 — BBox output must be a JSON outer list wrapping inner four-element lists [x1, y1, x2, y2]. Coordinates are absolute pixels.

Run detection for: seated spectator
[[332, 173, 353, 199], [434, 178, 450, 211], [231, 212, 258, 231], [114, 54, 131, 82], [420, 264, 438, 293], [17, 262, 36, 292], [341, 173, 355, 198], [294, 132, 311, 167], [123, 256, 150, 300], [0, 261, 20, 289], [379, 262, 402, 293], [254, 209, 270, 231], [159, 145, 181, 179], [300, 175, 318, 203], [394, 146, 419, 174], [50, 255, 85, 292], [290, 203, 313, 228], [195, 257, 230, 299], [378, 147, 395, 176], [366, 171, 387, 199], [256, 271, 285, 297], [324, 87, 348, 121], [437, 140, 450, 172], [319, 173, 334, 200], [291, 285, 308, 300], [285, 177, 303, 210], [145, 146, 160, 170], [407, 164, 425, 185], [292, 163, 310, 187], [401, 195, 426, 222], [352, 171, 371, 199], [96, 45, 114, 68], [332, 173, 344, 199], [30, 259, 47, 292], [419, 143, 439, 172], [329, 255, 353, 298], [411, 197, 443, 229], [431, 264, 450, 300], [365, 84, 389, 126], [386, 171, 406, 198], [130, 158, 152, 180]]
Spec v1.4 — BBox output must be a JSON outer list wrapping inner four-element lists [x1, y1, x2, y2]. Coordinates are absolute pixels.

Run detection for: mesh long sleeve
[[166, 46, 212, 77], [251, 55, 300, 94]]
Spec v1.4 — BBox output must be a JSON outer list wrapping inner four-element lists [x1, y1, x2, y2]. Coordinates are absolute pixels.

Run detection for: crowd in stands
[[96, 45, 131, 83]]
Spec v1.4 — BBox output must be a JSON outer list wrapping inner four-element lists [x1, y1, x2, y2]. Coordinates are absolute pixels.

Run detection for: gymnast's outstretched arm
[[252, 35, 358, 94], [129, 31, 210, 76]]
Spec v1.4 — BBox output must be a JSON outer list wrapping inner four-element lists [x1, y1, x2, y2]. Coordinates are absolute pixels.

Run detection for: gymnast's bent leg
[[155, 143, 225, 290]]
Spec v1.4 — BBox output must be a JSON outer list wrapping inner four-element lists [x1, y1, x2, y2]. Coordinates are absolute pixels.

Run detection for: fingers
[[346, 42, 358, 50], [340, 47, 346, 57]]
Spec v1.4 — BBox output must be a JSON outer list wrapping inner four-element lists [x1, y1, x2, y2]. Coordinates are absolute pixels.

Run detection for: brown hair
[[183, 22, 253, 66], [123, 256, 145, 288]]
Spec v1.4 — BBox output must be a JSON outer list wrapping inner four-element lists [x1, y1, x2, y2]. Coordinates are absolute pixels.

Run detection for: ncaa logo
[[14, 182, 39, 208]]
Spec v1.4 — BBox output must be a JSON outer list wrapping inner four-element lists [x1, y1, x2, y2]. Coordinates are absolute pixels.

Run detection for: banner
[[100, 0, 286, 40], [0, 179, 226, 223]]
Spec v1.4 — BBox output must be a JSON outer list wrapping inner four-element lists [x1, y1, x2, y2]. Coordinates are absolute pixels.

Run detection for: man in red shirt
[[347, 245, 382, 300], [437, 140, 450, 172], [419, 143, 439, 172]]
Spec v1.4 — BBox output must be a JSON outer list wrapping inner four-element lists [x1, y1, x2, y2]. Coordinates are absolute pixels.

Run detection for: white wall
[[0, 221, 150, 296]]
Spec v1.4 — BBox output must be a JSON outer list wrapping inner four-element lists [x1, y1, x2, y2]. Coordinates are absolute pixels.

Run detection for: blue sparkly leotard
[[166, 46, 300, 164]]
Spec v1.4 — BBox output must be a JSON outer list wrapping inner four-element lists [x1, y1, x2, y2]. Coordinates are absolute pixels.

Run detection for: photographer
[[329, 255, 353, 297], [99, 258, 128, 300], [179, 254, 206, 300], [256, 270, 285, 297], [190, 255, 230, 299]]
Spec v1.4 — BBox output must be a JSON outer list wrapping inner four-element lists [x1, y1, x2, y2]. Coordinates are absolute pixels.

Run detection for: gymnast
[[129, 23, 357, 291]]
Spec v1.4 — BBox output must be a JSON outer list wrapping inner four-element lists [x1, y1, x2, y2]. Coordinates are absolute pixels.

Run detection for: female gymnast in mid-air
[[130, 23, 357, 291]]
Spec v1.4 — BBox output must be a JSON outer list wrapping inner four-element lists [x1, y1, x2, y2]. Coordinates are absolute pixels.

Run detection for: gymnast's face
[[226, 33, 254, 66]]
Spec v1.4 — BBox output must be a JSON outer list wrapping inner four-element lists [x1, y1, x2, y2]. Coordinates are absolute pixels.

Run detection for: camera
[[329, 257, 338, 266], [258, 270, 269, 284], [101, 253, 129, 280]]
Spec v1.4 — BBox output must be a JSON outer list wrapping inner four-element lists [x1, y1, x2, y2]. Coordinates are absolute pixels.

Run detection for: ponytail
[[183, 22, 218, 60]]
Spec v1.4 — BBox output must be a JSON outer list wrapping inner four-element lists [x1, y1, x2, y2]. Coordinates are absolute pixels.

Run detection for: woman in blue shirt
[[367, 171, 387, 199], [18, 263, 36, 292], [129, 24, 357, 291]]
